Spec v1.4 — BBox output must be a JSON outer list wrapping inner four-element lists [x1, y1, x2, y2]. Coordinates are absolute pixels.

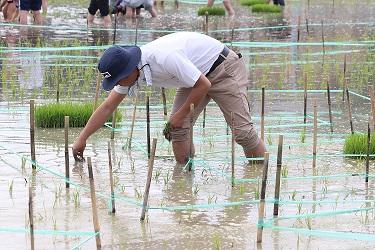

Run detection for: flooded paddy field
[[1, 0, 375, 249]]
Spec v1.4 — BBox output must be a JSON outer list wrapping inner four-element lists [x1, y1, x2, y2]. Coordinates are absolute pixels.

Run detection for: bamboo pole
[[128, 95, 138, 149], [346, 88, 354, 134], [202, 107, 206, 129], [29, 185, 35, 250], [161, 87, 167, 121], [188, 103, 194, 171], [30, 100, 36, 169], [205, 11, 208, 34], [93, 72, 101, 112], [273, 135, 283, 216], [140, 138, 157, 220], [111, 109, 117, 140], [146, 95, 151, 159], [256, 152, 269, 244], [64, 116, 70, 188], [366, 121, 371, 183], [313, 100, 318, 169], [108, 141, 116, 213], [87, 157, 101, 249], [231, 112, 235, 187], [261, 87, 265, 141], [326, 80, 333, 133], [305, 18, 309, 35], [368, 86, 375, 129]]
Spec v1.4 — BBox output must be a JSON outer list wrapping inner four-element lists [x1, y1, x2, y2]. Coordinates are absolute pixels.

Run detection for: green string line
[[0, 227, 97, 236], [261, 225, 375, 242]]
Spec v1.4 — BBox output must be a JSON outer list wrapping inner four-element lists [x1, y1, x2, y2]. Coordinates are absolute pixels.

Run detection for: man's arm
[[72, 90, 126, 160], [169, 74, 211, 128]]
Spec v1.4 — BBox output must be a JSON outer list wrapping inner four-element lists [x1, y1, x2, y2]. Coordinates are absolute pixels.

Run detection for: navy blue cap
[[98, 45, 141, 91]]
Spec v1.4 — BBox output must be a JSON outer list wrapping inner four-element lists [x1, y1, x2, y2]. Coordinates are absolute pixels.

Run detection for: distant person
[[114, 0, 157, 17], [1, 0, 19, 22], [207, 0, 234, 17], [88, 0, 111, 27], [19, 0, 42, 24], [42, 0, 47, 14], [270, 0, 285, 6]]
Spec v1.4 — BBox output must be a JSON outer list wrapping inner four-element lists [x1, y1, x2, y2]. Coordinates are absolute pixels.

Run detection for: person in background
[[270, 0, 285, 6], [1, 0, 19, 22], [113, 0, 157, 18], [19, 0, 42, 24], [207, 0, 235, 17], [72, 32, 265, 164], [42, 0, 47, 14], [87, 0, 111, 27]]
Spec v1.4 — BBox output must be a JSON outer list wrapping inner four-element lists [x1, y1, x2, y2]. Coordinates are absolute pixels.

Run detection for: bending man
[[72, 32, 265, 164]]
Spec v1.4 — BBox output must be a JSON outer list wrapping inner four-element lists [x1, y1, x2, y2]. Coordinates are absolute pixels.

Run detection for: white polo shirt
[[114, 32, 224, 94]]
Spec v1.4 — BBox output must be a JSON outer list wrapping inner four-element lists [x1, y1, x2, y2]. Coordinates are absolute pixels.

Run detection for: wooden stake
[[30, 100, 36, 169], [205, 11, 208, 34], [256, 152, 269, 244], [326, 80, 333, 133], [188, 103, 194, 171], [297, 15, 301, 42], [342, 55, 347, 101], [146, 95, 151, 159], [161, 87, 167, 120], [313, 100, 318, 169], [273, 135, 283, 216], [111, 109, 117, 140], [93, 71, 101, 112], [368, 86, 375, 129], [56, 80, 60, 103], [113, 13, 118, 45], [135, 16, 139, 45], [128, 95, 138, 149], [321, 20, 325, 56], [202, 107, 206, 129], [231, 112, 235, 187], [87, 157, 101, 249], [29, 185, 35, 250], [303, 74, 307, 125], [366, 121, 371, 183], [140, 138, 157, 220], [346, 88, 354, 134], [108, 141, 116, 213], [261, 87, 265, 141], [305, 18, 309, 35], [64, 116, 70, 188]]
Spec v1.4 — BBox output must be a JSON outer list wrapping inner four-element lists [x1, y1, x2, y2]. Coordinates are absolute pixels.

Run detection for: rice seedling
[[193, 185, 200, 197], [197, 6, 225, 16], [154, 169, 161, 183], [211, 233, 222, 250], [8, 179, 14, 197], [281, 165, 288, 178], [208, 194, 217, 204], [35, 102, 122, 128], [72, 189, 80, 208], [300, 129, 306, 143], [305, 217, 312, 230], [135, 187, 143, 199], [291, 190, 297, 200], [240, 0, 267, 6], [297, 203, 302, 214], [343, 133, 375, 158], [163, 170, 171, 186], [252, 4, 282, 13], [239, 184, 246, 196]]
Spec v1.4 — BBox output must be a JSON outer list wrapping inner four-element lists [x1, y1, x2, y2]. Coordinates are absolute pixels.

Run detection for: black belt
[[206, 46, 230, 76]]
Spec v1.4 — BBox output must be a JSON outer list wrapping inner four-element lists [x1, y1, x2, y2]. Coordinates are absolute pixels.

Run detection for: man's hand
[[72, 138, 86, 162]]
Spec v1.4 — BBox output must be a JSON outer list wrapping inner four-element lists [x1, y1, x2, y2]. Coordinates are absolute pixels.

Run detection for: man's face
[[117, 68, 140, 88]]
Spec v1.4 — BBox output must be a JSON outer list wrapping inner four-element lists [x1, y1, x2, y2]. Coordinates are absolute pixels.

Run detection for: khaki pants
[[170, 50, 260, 152]]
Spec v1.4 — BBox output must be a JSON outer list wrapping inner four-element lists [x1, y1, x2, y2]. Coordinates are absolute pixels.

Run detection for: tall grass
[[198, 6, 226, 16], [252, 4, 282, 13], [343, 133, 375, 158], [35, 102, 122, 128], [240, 0, 267, 6]]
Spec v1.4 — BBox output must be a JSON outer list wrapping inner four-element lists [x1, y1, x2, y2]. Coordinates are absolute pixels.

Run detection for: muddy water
[[1, 0, 375, 249]]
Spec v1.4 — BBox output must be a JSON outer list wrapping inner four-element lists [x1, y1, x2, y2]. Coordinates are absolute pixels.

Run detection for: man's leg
[[19, 10, 28, 24], [207, 0, 214, 7], [223, 0, 235, 16], [170, 87, 211, 164], [87, 0, 98, 25], [33, 10, 42, 24], [207, 50, 266, 159]]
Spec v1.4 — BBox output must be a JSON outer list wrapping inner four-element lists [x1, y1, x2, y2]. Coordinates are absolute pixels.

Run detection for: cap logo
[[101, 71, 112, 79]]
